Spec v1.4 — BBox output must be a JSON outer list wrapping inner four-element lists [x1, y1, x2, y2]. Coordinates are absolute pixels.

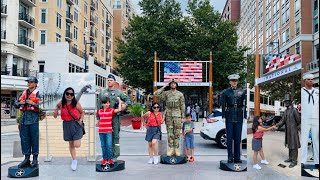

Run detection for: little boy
[[182, 114, 195, 162], [96, 97, 121, 166]]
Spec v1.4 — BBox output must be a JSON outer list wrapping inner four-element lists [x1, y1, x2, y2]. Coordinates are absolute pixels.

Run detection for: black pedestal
[[220, 160, 247, 172], [7, 165, 39, 178], [160, 155, 187, 165], [301, 164, 319, 178], [96, 160, 125, 172]]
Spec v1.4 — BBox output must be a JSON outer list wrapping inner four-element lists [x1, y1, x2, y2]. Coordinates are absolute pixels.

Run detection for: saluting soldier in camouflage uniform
[[97, 74, 132, 162], [154, 79, 185, 156]]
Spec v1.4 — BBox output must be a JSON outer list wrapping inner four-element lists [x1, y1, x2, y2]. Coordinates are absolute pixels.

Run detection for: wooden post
[[254, 53, 261, 116], [153, 51, 158, 102], [208, 51, 213, 114]]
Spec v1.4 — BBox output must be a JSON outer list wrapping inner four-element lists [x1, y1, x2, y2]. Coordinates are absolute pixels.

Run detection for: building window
[[295, 42, 300, 54], [39, 64, 45, 72], [282, 28, 290, 44], [84, 2, 88, 14], [74, 9, 78, 22], [102, 8, 105, 17], [56, 33, 61, 42], [281, 2, 290, 25], [84, 18, 87, 30], [56, 0, 62, 8], [295, 20, 300, 35], [75, 0, 78, 5], [41, 0, 47, 2], [56, 13, 62, 29], [95, 28, 98, 38], [101, 48, 104, 57], [74, 26, 78, 39], [295, 0, 301, 14], [40, 30, 46, 45], [273, 18, 280, 32], [101, 35, 104, 44], [41, 9, 46, 23]]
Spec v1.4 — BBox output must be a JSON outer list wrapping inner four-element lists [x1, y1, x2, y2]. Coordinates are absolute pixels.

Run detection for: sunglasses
[[65, 92, 74, 96], [306, 79, 313, 81], [153, 106, 160, 109]]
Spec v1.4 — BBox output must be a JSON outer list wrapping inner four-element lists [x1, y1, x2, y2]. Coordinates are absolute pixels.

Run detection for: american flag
[[164, 62, 202, 82], [265, 54, 301, 73]]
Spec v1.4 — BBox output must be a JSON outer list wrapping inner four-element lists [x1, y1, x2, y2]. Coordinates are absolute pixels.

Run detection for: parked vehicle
[[200, 109, 247, 149]]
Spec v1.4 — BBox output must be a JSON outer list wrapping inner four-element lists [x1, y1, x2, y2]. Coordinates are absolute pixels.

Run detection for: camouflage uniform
[[154, 87, 185, 149], [97, 88, 131, 160]]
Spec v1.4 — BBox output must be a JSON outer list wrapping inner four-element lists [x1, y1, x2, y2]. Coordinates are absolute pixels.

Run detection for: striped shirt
[[96, 108, 115, 133]]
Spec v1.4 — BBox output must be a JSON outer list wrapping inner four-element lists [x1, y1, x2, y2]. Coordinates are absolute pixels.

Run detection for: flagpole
[[153, 51, 158, 102], [254, 53, 261, 116], [209, 51, 213, 114]]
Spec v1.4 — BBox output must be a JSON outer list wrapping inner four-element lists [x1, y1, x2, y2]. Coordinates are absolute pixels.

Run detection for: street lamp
[[268, 39, 280, 54], [83, 33, 96, 72]]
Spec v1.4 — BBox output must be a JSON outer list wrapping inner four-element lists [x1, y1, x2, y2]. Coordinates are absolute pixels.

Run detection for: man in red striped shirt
[[96, 97, 122, 165]]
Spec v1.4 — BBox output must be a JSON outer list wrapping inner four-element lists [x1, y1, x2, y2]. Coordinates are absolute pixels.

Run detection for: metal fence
[[41, 108, 96, 162]]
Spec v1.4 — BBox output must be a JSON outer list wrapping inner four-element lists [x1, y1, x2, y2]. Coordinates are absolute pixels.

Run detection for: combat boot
[[167, 148, 175, 156], [30, 154, 38, 168], [18, 155, 30, 168], [174, 148, 180, 156]]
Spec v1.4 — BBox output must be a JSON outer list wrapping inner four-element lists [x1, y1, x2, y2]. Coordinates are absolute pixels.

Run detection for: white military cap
[[228, 74, 240, 80], [302, 73, 314, 80]]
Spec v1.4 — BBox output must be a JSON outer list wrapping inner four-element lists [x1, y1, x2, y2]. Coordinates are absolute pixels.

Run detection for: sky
[[131, 0, 227, 15]]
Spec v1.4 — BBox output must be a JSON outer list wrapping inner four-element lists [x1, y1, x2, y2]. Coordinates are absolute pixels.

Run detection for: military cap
[[107, 74, 116, 81], [25, 76, 38, 83], [302, 73, 314, 80], [228, 74, 240, 80], [169, 79, 179, 87]]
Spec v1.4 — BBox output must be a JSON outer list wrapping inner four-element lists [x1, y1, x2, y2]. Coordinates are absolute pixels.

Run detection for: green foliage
[[115, 0, 248, 93], [127, 103, 148, 117]]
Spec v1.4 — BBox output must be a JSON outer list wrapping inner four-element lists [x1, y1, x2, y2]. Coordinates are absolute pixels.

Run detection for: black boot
[[30, 155, 38, 168], [18, 155, 30, 168], [284, 159, 292, 163], [289, 161, 297, 168]]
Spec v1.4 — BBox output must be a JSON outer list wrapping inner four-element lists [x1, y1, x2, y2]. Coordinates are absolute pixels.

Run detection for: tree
[[115, 0, 247, 94]]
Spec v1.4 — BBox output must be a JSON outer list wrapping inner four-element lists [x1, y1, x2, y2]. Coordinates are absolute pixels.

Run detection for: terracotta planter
[[131, 117, 141, 129]]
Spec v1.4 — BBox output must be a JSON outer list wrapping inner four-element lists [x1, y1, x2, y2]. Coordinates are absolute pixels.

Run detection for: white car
[[200, 109, 247, 149]]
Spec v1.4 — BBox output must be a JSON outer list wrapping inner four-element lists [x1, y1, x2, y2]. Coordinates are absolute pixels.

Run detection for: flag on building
[[164, 62, 203, 82], [265, 54, 301, 73]]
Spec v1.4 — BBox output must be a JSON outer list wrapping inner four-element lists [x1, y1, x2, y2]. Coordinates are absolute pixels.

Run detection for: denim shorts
[[145, 126, 160, 142], [184, 135, 194, 149], [63, 120, 83, 141]]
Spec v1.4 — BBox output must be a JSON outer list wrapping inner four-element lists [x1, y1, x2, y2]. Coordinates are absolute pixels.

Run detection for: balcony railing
[[66, 12, 74, 22], [19, 13, 35, 27], [65, 30, 73, 41], [66, 0, 74, 5], [90, 15, 95, 25], [90, 31, 95, 39], [18, 36, 34, 48], [69, 44, 85, 58], [1, 4, 7, 14], [1, 66, 37, 77], [94, 59, 107, 70], [89, 47, 95, 55], [106, 18, 111, 26], [90, 0, 96, 10], [1, 30, 6, 39], [306, 60, 319, 72]]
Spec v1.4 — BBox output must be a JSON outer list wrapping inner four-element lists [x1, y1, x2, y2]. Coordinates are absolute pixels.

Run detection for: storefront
[[1, 90, 18, 118]]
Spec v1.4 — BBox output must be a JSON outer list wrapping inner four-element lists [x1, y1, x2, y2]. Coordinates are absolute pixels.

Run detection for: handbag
[[66, 106, 86, 135]]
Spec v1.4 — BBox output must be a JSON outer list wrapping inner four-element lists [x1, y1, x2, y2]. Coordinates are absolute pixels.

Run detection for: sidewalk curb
[[120, 126, 201, 134]]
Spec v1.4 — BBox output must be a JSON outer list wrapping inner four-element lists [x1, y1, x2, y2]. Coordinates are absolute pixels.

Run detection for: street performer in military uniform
[[275, 94, 301, 168], [221, 74, 246, 163], [97, 74, 132, 162], [14, 76, 40, 168], [154, 79, 185, 156]]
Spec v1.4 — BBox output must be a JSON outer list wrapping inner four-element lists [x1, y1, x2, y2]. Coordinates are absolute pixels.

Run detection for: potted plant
[[127, 103, 148, 129]]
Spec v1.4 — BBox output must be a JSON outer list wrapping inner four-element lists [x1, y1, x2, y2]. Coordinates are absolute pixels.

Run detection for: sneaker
[[100, 159, 107, 166], [148, 157, 153, 164], [71, 159, 77, 171], [108, 159, 114, 165], [261, 160, 269, 165], [153, 156, 159, 164], [253, 164, 261, 170]]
